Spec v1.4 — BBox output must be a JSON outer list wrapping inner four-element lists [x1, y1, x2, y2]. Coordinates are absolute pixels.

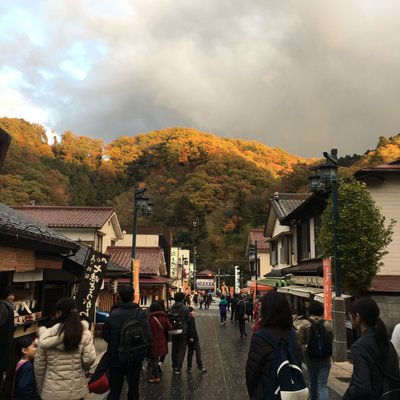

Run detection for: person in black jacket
[[245, 292, 303, 400], [0, 286, 15, 388], [230, 293, 238, 321], [235, 295, 247, 338], [102, 286, 151, 400], [186, 307, 207, 373], [343, 297, 400, 400]]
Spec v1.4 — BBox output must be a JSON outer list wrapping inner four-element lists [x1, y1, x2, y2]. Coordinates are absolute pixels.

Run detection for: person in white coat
[[391, 322, 400, 363], [35, 298, 96, 400]]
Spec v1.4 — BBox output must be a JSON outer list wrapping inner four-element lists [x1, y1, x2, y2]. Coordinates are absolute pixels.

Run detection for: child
[[187, 307, 207, 373], [13, 336, 40, 399], [219, 295, 228, 324]]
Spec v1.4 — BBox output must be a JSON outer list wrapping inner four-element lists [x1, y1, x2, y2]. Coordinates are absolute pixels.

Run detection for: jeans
[[220, 311, 227, 323], [307, 362, 331, 400], [108, 362, 141, 400], [171, 334, 187, 370]]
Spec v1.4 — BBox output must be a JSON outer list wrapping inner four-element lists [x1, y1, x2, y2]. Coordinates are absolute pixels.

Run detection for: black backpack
[[307, 319, 332, 360], [118, 308, 151, 363], [168, 307, 183, 335], [255, 329, 309, 400]]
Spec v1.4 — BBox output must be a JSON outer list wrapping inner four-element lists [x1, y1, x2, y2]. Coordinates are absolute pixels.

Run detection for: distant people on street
[[205, 293, 212, 309], [230, 293, 238, 322], [199, 293, 204, 309], [245, 292, 303, 400], [0, 286, 15, 389], [246, 297, 254, 323], [226, 293, 232, 311], [343, 297, 400, 400], [156, 299, 170, 369], [35, 297, 96, 400], [235, 295, 248, 338], [391, 321, 400, 363], [169, 292, 190, 375], [193, 293, 198, 308], [103, 286, 151, 400], [298, 300, 333, 400], [186, 307, 207, 374], [219, 295, 228, 324], [148, 302, 172, 383]]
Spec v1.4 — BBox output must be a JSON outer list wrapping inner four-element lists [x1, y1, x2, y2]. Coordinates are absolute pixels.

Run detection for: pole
[[331, 180, 341, 297], [192, 221, 197, 292], [254, 241, 258, 298], [130, 188, 140, 287]]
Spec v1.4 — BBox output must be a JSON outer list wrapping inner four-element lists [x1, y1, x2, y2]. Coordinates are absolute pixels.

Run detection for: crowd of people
[[2, 285, 400, 400]]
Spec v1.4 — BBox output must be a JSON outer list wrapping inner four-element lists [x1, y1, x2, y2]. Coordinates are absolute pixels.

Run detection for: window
[[298, 220, 310, 260], [314, 214, 322, 257], [270, 241, 278, 266], [280, 236, 289, 265]]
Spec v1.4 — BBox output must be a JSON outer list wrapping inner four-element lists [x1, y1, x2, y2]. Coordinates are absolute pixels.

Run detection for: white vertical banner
[[170, 247, 179, 279], [235, 265, 240, 293]]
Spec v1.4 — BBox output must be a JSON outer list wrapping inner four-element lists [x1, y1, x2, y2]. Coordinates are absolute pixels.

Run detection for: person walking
[[0, 286, 15, 389], [343, 297, 400, 400], [186, 307, 207, 373], [148, 302, 172, 383], [102, 286, 151, 400], [219, 295, 228, 324], [245, 292, 303, 400], [34, 297, 96, 400], [246, 297, 254, 323], [169, 292, 190, 374], [230, 293, 238, 322], [235, 295, 247, 338], [226, 293, 232, 311], [298, 300, 333, 400]]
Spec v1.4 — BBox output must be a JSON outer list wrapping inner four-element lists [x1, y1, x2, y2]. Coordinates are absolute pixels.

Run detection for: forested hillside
[[1, 117, 400, 271]]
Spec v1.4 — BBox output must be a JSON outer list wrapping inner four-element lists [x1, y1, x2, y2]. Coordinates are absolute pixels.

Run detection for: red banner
[[323, 258, 332, 321], [133, 259, 140, 304]]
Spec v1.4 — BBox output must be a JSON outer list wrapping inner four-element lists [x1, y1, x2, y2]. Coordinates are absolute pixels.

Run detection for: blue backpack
[[255, 329, 309, 400]]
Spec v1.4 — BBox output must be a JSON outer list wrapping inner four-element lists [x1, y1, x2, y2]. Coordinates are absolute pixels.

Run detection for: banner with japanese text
[[74, 249, 108, 322], [133, 259, 140, 303], [170, 247, 179, 279], [323, 258, 332, 320]]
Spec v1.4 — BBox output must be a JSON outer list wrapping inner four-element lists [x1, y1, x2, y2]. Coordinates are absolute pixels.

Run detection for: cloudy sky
[[1, 1, 400, 157]]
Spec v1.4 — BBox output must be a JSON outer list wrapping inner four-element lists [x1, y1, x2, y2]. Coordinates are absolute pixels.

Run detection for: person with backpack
[[297, 300, 333, 400], [102, 286, 151, 400], [169, 292, 190, 375], [245, 292, 306, 400], [343, 297, 400, 400]]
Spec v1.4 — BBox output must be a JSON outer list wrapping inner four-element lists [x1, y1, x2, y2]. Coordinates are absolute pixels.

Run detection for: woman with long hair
[[343, 297, 400, 399], [245, 292, 303, 400], [34, 297, 96, 400]]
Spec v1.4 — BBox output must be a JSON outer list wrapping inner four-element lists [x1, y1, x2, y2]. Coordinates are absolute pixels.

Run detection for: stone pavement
[[87, 303, 351, 399]]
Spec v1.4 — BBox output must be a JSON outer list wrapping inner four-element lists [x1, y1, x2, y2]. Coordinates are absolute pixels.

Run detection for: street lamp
[[309, 149, 347, 362], [248, 241, 259, 298], [131, 187, 153, 287]]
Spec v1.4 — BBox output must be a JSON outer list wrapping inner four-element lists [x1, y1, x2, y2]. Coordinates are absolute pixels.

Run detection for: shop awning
[[313, 291, 353, 303], [257, 278, 289, 288], [277, 285, 323, 298]]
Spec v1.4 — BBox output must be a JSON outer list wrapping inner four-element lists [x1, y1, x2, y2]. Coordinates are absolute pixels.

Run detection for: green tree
[[316, 179, 395, 296]]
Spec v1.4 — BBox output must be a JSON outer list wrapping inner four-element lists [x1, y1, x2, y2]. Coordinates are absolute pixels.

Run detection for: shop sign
[[170, 247, 179, 279], [74, 249, 109, 321], [323, 258, 332, 320]]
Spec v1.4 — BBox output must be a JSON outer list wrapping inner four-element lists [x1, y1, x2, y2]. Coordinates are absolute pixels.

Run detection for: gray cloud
[[1, 0, 400, 157]]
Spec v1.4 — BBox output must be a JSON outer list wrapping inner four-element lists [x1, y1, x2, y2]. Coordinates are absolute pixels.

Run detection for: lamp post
[[192, 220, 198, 292], [248, 241, 258, 298], [309, 149, 347, 362], [131, 187, 153, 287]]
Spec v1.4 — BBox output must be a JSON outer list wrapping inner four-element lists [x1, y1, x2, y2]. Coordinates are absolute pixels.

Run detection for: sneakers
[[187, 368, 192, 373], [158, 362, 163, 373], [173, 368, 181, 375], [148, 377, 161, 383], [197, 366, 207, 373]]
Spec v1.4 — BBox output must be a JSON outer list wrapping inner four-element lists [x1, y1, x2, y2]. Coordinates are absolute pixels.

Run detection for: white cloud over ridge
[[1, 0, 400, 157]]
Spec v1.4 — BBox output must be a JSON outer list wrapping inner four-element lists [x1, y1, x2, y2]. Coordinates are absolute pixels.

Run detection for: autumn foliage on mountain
[[1, 117, 400, 271]]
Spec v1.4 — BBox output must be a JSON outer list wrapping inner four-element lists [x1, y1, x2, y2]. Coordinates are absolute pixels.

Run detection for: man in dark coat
[[103, 286, 151, 400], [169, 292, 190, 374], [230, 293, 238, 321], [235, 295, 247, 338], [0, 286, 15, 387]]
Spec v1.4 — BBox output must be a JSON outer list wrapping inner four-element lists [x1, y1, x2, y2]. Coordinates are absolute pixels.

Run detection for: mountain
[[1, 117, 399, 271]]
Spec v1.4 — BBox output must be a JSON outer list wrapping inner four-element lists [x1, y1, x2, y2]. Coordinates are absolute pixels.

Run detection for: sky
[[1, 1, 400, 158]]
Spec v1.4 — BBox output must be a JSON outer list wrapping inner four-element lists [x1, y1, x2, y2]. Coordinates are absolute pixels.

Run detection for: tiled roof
[[249, 229, 270, 251], [105, 246, 166, 275], [354, 158, 400, 178], [13, 206, 115, 228], [281, 259, 323, 276], [197, 269, 216, 277], [0, 203, 78, 251], [270, 193, 310, 221]]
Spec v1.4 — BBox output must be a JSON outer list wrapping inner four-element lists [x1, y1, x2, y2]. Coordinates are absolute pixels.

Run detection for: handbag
[[88, 352, 110, 394]]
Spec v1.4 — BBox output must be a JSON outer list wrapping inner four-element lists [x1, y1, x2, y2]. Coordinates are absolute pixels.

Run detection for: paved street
[[89, 303, 343, 399]]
